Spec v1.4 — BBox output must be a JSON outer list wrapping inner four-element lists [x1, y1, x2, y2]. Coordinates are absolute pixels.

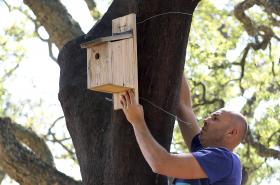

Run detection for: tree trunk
[[58, 0, 200, 184]]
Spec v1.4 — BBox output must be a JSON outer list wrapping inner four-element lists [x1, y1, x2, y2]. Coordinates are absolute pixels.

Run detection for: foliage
[[172, 0, 280, 184], [0, 19, 27, 118], [0, 2, 78, 184], [1, 0, 279, 184]]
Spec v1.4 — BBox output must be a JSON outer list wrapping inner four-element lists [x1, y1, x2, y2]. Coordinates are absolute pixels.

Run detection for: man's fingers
[[120, 95, 127, 108], [124, 91, 131, 105], [130, 89, 135, 96], [120, 89, 136, 108], [128, 89, 136, 104], [120, 98, 124, 109]]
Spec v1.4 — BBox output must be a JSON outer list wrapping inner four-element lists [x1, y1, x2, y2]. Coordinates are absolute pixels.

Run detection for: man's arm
[[177, 75, 201, 149], [120, 90, 207, 179]]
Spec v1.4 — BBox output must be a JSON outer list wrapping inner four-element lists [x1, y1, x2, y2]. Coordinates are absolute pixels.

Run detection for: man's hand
[[120, 89, 145, 126]]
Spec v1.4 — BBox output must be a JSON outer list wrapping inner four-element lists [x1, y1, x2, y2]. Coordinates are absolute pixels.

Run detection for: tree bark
[[58, 0, 200, 184], [0, 118, 81, 185], [10, 120, 55, 166], [0, 118, 55, 184], [23, 0, 84, 49]]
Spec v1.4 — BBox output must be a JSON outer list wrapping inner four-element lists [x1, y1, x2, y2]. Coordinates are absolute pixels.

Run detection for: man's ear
[[226, 128, 238, 137]]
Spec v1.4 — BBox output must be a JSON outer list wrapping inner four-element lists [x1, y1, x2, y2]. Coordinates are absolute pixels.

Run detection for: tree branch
[[234, 0, 280, 36], [274, 35, 280, 41], [218, 24, 229, 39], [241, 167, 249, 185], [83, 0, 101, 20], [2, 0, 11, 11], [4, 2, 68, 61], [232, 24, 274, 93], [48, 40, 58, 62], [0, 117, 81, 185], [241, 94, 280, 160], [245, 128, 280, 160], [234, 0, 257, 36], [1, 63, 20, 82], [258, 0, 280, 16], [267, 129, 280, 146], [44, 116, 77, 161], [192, 81, 225, 108], [23, 0, 84, 49], [9, 121, 54, 166]]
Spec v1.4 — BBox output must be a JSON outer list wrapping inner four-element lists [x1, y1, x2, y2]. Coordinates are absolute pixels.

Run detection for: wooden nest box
[[81, 14, 139, 110]]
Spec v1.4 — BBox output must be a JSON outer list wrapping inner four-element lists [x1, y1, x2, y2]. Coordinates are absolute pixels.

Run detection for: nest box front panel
[[87, 43, 112, 92], [111, 38, 135, 90]]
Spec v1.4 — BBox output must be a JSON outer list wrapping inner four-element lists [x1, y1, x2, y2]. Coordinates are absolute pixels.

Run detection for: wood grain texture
[[112, 13, 139, 110], [91, 84, 132, 93], [87, 43, 111, 89]]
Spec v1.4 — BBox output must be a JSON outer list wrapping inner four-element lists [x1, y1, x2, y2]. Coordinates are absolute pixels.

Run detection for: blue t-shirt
[[173, 134, 242, 185]]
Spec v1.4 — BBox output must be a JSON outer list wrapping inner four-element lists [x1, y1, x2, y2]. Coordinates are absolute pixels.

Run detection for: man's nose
[[204, 116, 210, 121], [203, 119, 208, 126]]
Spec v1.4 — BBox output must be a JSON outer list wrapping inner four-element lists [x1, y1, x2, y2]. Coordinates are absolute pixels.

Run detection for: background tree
[[173, 0, 280, 184], [0, 0, 279, 185]]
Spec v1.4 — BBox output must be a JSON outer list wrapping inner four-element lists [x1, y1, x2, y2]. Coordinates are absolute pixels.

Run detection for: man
[[119, 75, 247, 185]]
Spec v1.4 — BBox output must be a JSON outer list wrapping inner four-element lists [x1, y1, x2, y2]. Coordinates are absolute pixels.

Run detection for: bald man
[[120, 75, 247, 185]]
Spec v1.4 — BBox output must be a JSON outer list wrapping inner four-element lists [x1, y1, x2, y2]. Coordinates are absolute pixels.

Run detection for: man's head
[[199, 108, 247, 150]]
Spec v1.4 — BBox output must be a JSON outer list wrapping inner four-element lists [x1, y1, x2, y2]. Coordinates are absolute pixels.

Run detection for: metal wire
[[105, 96, 193, 126], [136, 11, 193, 25], [139, 97, 192, 126]]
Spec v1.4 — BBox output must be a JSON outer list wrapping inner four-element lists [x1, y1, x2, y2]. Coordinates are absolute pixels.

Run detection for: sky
[[0, 0, 279, 184]]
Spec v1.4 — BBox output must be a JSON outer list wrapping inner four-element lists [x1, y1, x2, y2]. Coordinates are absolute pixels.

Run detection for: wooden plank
[[80, 32, 133, 48], [112, 13, 138, 110], [90, 84, 132, 93], [87, 42, 112, 89]]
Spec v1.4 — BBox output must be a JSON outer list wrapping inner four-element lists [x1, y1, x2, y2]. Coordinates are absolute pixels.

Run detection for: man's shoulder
[[191, 135, 241, 168], [205, 146, 235, 155], [191, 147, 241, 184], [199, 147, 240, 164], [195, 146, 235, 159]]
